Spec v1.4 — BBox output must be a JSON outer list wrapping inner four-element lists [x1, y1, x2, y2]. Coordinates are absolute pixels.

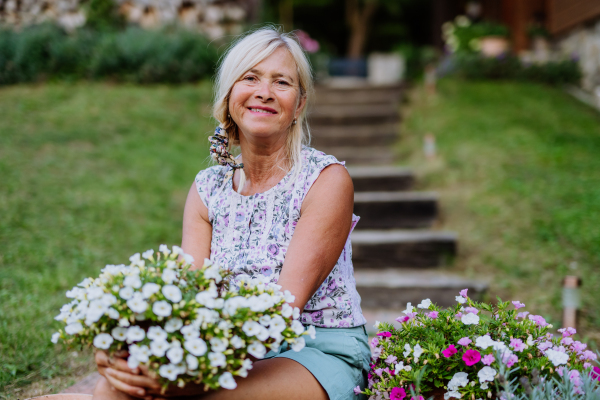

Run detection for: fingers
[[108, 357, 140, 375], [95, 350, 109, 367], [105, 371, 149, 399], [106, 368, 162, 392]]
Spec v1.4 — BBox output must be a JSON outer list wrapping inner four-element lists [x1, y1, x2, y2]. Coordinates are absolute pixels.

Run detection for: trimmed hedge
[[0, 24, 221, 85], [453, 53, 582, 86]]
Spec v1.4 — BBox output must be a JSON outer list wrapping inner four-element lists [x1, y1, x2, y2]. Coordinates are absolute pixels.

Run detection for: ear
[[294, 94, 307, 120]]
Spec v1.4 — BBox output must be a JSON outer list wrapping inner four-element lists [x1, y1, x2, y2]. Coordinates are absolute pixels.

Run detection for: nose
[[254, 80, 274, 102]]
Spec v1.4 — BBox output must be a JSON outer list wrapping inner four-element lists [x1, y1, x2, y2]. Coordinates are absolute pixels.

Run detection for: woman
[[93, 28, 369, 400]]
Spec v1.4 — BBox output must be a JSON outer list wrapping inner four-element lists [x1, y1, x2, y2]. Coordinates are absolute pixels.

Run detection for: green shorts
[[265, 325, 370, 400]]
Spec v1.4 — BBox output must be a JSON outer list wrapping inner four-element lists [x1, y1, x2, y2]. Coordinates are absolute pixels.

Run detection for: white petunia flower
[[186, 354, 198, 370], [93, 333, 114, 349], [210, 337, 228, 353], [152, 301, 172, 317], [87, 287, 104, 300], [231, 336, 244, 349], [208, 352, 226, 367], [283, 290, 296, 303], [184, 338, 208, 356], [150, 340, 170, 357], [124, 274, 142, 289], [306, 325, 317, 340], [259, 315, 272, 326], [66, 287, 86, 300], [51, 332, 60, 344], [403, 343, 412, 357], [394, 362, 406, 374], [219, 372, 237, 390], [100, 293, 117, 306], [142, 249, 154, 259], [444, 391, 462, 399], [118, 318, 130, 327], [119, 286, 134, 300], [281, 303, 293, 318], [127, 355, 139, 369], [478, 367, 496, 383], [455, 296, 467, 304], [165, 260, 177, 269], [166, 346, 184, 364], [475, 335, 495, 349], [448, 371, 469, 392], [127, 294, 148, 313], [159, 364, 179, 381], [162, 285, 182, 303], [204, 265, 222, 283], [403, 302, 414, 314], [461, 313, 480, 325], [373, 320, 381, 329], [130, 344, 151, 362], [172, 246, 184, 256], [165, 318, 183, 333], [142, 283, 160, 299], [111, 327, 128, 341], [147, 326, 167, 341], [291, 337, 306, 352], [86, 300, 108, 323], [291, 320, 305, 335], [126, 326, 145, 343], [546, 349, 569, 366], [293, 307, 301, 320], [247, 341, 266, 359], [417, 299, 432, 309], [242, 321, 260, 337], [269, 316, 286, 333], [65, 322, 84, 335], [107, 308, 119, 319], [256, 326, 270, 341], [237, 358, 253, 378], [413, 343, 423, 361], [183, 254, 194, 265], [213, 298, 224, 309], [181, 325, 200, 340], [162, 269, 177, 284], [480, 382, 489, 390], [159, 244, 171, 255]]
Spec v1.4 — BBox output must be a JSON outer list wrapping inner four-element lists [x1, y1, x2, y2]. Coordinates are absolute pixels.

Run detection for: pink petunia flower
[[580, 350, 598, 361], [396, 316, 410, 323], [370, 337, 379, 348], [558, 327, 576, 337], [561, 337, 574, 346], [510, 338, 526, 352], [427, 311, 439, 319], [460, 289, 468, 298], [516, 311, 529, 319], [385, 355, 398, 365], [528, 315, 548, 327], [353, 386, 362, 395], [442, 345, 458, 358], [375, 368, 383, 377], [591, 366, 600, 382], [463, 349, 481, 366], [538, 341, 553, 351], [572, 341, 587, 352], [391, 387, 407, 400], [512, 301, 525, 309], [503, 354, 519, 368], [457, 337, 472, 346], [464, 307, 479, 315], [377, 331, 392, 338], [482, 354, 495, 365], [455, 312, 463, 319]]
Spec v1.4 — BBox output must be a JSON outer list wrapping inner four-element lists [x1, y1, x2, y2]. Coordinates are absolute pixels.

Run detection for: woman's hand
[[95, 350, 160, 399]]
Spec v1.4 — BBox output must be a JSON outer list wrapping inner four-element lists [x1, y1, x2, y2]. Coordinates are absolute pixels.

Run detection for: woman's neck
[[233, 135, 290, 196]]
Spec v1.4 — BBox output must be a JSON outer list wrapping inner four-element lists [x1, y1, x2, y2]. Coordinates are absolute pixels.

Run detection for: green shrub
[[0, 24, 220, 85], [453, 53, 582, 86]]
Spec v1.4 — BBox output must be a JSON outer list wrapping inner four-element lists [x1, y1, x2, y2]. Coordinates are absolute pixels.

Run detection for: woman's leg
[[201, 358, 328, 400], [92, 375, 138, 400]]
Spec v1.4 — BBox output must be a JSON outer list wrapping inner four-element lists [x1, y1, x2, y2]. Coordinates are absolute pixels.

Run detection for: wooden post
[[562, 276, 581, 329]]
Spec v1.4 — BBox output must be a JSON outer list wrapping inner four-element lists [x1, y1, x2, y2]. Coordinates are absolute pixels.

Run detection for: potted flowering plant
[[53, 245, 314, 392], [361, 290, 597, 400]]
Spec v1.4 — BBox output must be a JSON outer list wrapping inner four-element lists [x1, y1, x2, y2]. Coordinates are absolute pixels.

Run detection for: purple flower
[[463, 349, 481, 366], [442, 345, 458, 358], [427, 311, 439, 319], [510, 338, 526, 352], [311, 311, 323, 323], [455, 312, 463, 319], [561, 337, 574, 346], [327, 279, 337, 291], [391, 387, 407, 400], [464, 307, 479, 314], [377, 331, 392, 338], [460, 289, 468, 298], [353, 385, 362, 395], [235, 212, 245, 222], [558, 327, 576, 337], [375, 368, 383, 377], [528, 315, 548, 327], [267, 243, 279, 256], [457, 337, 472, 346], [591, 366, 600, 382], [385, 355, 398, 365], [503, 354, 519, 367], [538, 341, 553, 351], [396, 316, 410, 323], [572, 341, 587, 352], [581, 350, 598, 361], [482, 354, 495, 365], [516, 311, 529, 319], [512, 301, 525, 309], [370, 337, 379, 349]]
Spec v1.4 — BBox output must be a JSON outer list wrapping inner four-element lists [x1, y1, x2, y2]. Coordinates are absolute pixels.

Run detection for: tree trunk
[[279, 0, 293, 32], [346, 0, 378, 59]]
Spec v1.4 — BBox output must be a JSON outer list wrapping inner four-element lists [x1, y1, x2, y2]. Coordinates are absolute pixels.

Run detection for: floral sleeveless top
[[195, 146, 366, 328]]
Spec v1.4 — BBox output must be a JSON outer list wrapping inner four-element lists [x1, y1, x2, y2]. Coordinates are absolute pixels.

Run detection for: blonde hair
[[212, 27, 314, 193]]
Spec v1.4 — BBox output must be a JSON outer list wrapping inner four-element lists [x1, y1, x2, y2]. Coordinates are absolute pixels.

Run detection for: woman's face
[[228, 47, 305, 144]]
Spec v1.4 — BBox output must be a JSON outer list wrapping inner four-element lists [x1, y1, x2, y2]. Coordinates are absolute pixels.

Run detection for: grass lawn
[[0, 82, 214, 397], [400, 79, 600, 346]]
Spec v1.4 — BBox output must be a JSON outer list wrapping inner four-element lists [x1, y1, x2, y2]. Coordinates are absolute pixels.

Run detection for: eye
[[275, 80, 290, 86], [243, 75, 257, 82]]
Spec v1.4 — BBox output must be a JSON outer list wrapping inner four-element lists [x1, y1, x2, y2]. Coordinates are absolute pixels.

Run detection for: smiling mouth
[[248, 108, 277, 114]]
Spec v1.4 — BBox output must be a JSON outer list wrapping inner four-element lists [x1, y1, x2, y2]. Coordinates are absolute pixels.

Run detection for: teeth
[[250, 108, 274, 114]]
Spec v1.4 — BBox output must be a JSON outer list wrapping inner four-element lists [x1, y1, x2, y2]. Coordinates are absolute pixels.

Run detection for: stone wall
[[0, 0, 248, 39], [556, 19, 600, 92]]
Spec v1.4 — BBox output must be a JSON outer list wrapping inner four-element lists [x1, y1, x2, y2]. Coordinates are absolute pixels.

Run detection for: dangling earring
[[292, 119, 297, 125]]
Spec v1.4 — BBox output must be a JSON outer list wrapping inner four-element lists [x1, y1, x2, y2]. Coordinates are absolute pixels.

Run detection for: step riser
[[315, 86, 403, 105], [352, 176, 414, 192], [357, 286, 485, 309], [316, 147, 396, 166], [310, 115, 400, 126], [352, 241, 456, 269], [354, 201, 437, 229], [310, 123, 398, 137], [311, 135, 396, 148]]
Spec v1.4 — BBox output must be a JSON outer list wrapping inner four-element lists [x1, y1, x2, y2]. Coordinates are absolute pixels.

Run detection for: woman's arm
[[181, 181, 213, 268], [276, 164, 354, 310]]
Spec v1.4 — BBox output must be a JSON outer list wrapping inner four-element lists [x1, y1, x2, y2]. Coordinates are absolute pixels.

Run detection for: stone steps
[[316, 146, 395, 166], [314, 84, 403, 105], [355, 269, 488, 310], [354, 191, 438, 229], [348, 166, 414, 192], [310, 123, 397, 148], [309, 103, 400, 125], [351, 230, 457, 269]]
